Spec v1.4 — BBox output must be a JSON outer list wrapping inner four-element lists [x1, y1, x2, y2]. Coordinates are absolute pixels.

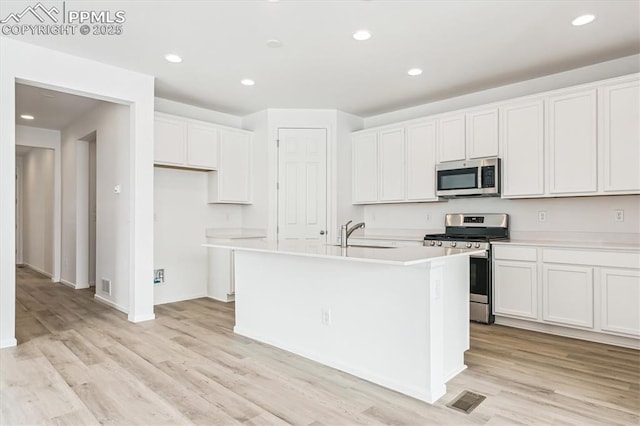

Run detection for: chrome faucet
[[340, 220, 365, 248]]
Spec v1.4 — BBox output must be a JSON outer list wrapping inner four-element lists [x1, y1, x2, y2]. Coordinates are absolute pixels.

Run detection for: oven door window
[[470, 256, 489, 303], [438, 167, 478, 191]]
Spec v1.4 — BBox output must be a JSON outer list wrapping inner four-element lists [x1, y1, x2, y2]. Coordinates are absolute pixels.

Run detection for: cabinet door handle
[[320, 230, 326, 235]]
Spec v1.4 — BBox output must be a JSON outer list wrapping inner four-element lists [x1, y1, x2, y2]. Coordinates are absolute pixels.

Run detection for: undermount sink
[[330, 244, 397, 249]]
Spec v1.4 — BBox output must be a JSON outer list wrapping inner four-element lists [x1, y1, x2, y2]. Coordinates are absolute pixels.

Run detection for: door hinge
[[276, 182, 279, 190], [277, 139, 280, 148]]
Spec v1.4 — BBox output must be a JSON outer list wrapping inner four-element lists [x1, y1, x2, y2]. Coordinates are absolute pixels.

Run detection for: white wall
[[61, 102, 133, 312], [21, 147, 54, 276], [14, 125, 61, 281], [1, 37, 156, 348], [241, 109, 269, 231], [363, 195, 640, 243], [364, 54, 640, 128], [336, 111, 364, 233], [154, 167, 242, 305], [155, 97, 242, 128], [152, 98, 244, 305], [241, 109, 343, 242]]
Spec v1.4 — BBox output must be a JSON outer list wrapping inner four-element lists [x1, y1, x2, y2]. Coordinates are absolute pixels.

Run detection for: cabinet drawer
[[542, 249, 640, 269], [493, 245, 537, 262]]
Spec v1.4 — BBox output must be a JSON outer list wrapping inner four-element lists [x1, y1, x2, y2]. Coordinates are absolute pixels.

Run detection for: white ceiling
[[3, 0, 639, 118], [15, 83, 102, 130]]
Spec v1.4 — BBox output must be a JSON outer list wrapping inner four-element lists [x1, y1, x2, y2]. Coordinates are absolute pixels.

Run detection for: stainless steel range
[[424, 213, 509, 324]]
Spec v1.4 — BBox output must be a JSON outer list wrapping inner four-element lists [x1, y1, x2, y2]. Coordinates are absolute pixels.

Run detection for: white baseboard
[[94, 294, 128, 314], [24, 263, 52, 278], [0, 338, 17, 349], [128, 313, 156, 323], [206, 295, 234, 303], [59, 279, 76, 289], [154, 292, 207, 306]]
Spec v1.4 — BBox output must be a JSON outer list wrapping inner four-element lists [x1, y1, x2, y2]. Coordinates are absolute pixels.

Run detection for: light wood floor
[[2, 267, 639, 425]]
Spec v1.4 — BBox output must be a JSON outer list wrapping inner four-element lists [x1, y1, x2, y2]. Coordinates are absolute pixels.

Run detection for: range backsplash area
[[363, 194, 640, 243]]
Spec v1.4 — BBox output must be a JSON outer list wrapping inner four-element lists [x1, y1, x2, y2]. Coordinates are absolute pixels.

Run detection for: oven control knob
[[474, 243, 481, 248], [429, 241, 436, 246], [466, 242, 472, 248], [451, 242, 457, 247], [436, 241, 442, 247]]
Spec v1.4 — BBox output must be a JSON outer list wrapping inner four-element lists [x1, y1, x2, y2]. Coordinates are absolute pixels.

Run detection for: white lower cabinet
[[494, 260, 538, 319], [493, 244, 640, 346], [542, 264, 594, 328], [600, 268, 640, 336]]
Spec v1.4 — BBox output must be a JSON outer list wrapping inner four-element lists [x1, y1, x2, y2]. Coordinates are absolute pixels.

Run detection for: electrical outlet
[[538, 211, 547, 222], [321, 308, 332, 326], [614, 210, 624, 222]]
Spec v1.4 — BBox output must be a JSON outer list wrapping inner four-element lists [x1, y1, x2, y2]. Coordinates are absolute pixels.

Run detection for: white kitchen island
[[202, 240, 482, 404]]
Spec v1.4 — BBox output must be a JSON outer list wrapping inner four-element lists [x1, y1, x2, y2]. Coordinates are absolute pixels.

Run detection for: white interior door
[[277, 128, 327, 242]]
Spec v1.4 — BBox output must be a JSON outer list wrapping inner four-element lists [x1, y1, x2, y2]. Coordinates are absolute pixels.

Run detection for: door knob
[[320, 230, 326, 235]]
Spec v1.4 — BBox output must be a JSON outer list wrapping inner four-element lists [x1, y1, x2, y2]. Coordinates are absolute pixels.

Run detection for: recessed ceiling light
[[408, 68, 423, 76], [572, 14, 595, 26], [20, 114, 35, 120], [353, 30, 372, 41], [241, 79, 255, 86], [266, 39, 283, 48], [164, 54, 183, 63]]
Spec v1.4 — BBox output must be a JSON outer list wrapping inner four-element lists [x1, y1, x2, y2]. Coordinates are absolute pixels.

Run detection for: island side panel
[[441, 255, 470, 381], [232, 250, 450, 404]]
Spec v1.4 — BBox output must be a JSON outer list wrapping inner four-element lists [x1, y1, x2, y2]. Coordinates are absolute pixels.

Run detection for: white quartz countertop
[[492, 239, 640, 251], [202, 240, 483, 266]]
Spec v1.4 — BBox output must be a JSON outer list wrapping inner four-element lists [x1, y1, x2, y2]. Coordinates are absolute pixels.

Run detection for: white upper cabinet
[[352, 73, 639, 202], [499, 99, 545, 198], [186, 123, 218, 169], [352, 121, 439, 204], [600, 78, 640, 193], [209, 128, 253, 204], [352, 132, 379, 204], [547, 89, 598, 195], [466, 107, 499, 159], [154, 114, 187, 166], [406, 121, 438, 201], [437, 114, 466, 162], [378, 128, 405, 202], [154, 112, 219, 171], [438, 107, 498, 163]]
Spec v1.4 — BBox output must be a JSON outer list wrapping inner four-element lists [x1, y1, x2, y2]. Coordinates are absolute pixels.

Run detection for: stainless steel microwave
[[436, 158, 500, 198]]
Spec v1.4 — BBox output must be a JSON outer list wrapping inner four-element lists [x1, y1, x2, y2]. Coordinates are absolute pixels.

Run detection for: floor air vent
[[447, 390, 486, 414], [101, 278, 112, 295]]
